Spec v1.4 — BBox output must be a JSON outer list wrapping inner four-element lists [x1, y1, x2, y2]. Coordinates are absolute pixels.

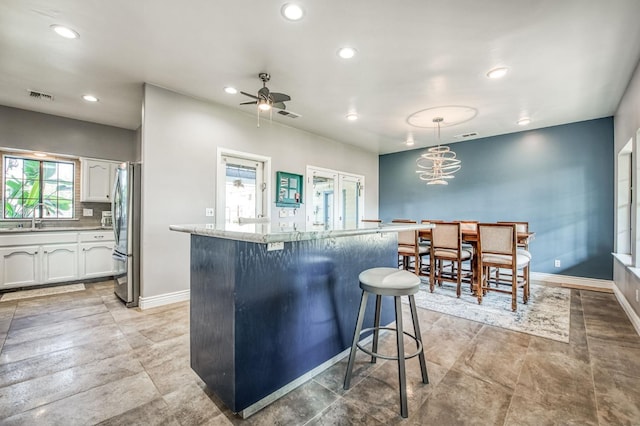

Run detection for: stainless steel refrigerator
[[112, 162, 141, 307]]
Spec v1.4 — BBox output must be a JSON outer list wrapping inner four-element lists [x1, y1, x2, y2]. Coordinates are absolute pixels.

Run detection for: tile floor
[[0, 281, 639, 425]]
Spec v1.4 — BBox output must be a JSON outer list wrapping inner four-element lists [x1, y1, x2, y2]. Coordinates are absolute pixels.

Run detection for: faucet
[[28, 203, 46, 229]]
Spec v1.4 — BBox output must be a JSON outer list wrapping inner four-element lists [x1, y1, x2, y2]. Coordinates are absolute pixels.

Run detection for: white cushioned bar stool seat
[[343, 267, 429, 418]]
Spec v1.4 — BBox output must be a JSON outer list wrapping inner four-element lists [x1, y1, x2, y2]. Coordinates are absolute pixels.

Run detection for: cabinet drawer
[[0, 232, 77, 247], [79, 231, 114, 243]]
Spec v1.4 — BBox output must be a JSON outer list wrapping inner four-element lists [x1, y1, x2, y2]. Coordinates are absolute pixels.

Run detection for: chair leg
[[371, 295, 382, 363], [408, 295, 429, 384], [429, 256, 435, 293], [456, 260, 462, 298], [394, 296, 408, 418], [511, 268, 517, 312], [344, 291, 369, 390]]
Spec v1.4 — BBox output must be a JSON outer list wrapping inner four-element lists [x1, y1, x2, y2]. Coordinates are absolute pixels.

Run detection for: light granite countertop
[[169, 222, 432, 244]]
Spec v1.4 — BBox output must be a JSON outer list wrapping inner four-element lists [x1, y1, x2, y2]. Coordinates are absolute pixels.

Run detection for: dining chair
[[361, 219, 382, 223], [477, 223, 530, 311], [392, 219, 428, 276], [429, 222, 472, 297], [496, 221, 532, 284]]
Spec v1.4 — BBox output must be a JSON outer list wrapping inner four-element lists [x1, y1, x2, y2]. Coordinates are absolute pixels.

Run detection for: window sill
[[612, 252, 640, 280]]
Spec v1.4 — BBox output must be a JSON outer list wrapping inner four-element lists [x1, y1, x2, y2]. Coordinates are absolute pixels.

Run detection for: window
[[3, 156, 75, 219]]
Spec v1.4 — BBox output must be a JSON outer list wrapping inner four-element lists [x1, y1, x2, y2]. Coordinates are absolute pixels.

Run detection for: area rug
[[0, 283, 86, 302], [410, 281, 571, 343]]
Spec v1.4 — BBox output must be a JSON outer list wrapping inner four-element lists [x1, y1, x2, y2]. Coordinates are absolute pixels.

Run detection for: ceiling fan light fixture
[[258, 99, 272, 111], [50, 24, 79, 39], [486, 67, 509, 79], [281, 3, 304, 21], [337, 47, 357, 59], [224, 86, 238, 94]]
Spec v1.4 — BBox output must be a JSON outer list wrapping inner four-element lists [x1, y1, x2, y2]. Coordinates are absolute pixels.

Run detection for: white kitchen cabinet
[[80, 158, 120, 202], [0, 245, 40, 289], [41, 243, 78, 284], [79, 231, 115, 279], [0, 230, 116, 289]]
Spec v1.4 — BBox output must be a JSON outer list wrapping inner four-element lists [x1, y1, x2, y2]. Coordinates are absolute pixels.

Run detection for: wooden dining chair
[[477, 223, 530, 311], [392, 219, 428, 276], [496, 221, 532, 285], [429, 222, 472, 297]]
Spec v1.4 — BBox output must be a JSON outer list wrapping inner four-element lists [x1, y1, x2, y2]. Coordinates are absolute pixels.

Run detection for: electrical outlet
[[554, 259, 561, 268], [205, 208, 214, 217], [83, 208, 93, 217]]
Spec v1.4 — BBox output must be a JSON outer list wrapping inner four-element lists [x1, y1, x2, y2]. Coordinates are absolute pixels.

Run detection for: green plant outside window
[[3, 156, 74, 219]]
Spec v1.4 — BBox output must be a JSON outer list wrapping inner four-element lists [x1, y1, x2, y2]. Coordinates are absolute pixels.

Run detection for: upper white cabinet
[[80, 158, 120, 203]]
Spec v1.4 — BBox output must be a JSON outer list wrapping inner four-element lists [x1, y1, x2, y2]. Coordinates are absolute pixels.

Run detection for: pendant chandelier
[[416, 117, 461, 185]]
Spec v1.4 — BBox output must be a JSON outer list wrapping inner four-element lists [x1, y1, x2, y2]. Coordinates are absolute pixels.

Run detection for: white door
[[307, 167, 364, 229], [340, 174, 364, 229], [218, 154, 266, 227], [308, 168, 337, 229]]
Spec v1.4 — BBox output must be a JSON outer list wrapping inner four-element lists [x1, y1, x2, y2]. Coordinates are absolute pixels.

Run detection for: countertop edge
[[169, 223, 433, 244]]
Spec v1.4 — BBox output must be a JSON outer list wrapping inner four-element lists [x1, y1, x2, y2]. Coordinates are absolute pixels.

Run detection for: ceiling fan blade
[[270, 93, 291, 103], [239, 101, 258, 105], [240, 91, 259, 100], [272, 102, 286, 110]]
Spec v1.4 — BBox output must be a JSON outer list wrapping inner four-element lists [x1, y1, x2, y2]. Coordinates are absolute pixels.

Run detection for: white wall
[[614, 58, 640, 318], [141, 84, 379, 298]]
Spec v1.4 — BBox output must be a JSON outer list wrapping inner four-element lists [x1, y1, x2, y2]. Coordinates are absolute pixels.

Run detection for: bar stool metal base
[[343, 269, 429, 419]]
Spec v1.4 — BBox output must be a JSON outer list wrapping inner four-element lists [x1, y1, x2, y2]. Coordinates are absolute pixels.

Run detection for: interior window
[[3, 155, 75, 219]]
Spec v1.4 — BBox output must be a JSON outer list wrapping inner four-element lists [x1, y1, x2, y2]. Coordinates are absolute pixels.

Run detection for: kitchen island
[[169, 222, 430, 417]]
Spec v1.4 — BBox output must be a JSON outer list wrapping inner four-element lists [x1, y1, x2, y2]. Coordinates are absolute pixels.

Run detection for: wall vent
[[454, 132, 478, 139], [28, 90, 54, 101], [277, 110, 301, 118]]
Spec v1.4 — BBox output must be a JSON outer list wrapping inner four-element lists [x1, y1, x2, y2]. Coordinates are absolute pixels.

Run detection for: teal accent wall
[[379, 117, 614, 279]]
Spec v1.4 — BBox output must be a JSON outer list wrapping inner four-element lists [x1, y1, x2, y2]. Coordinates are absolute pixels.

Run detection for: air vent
[[277, 110, 301, 118], [28, 90, 54, 101], [454, 132, 478, 139]]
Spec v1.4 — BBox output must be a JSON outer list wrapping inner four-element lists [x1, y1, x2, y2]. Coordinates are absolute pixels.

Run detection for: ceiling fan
[[240, 72, 291, 113]]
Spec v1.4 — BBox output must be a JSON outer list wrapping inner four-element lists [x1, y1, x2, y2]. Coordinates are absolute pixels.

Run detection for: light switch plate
[[205, 208, 214, 217]]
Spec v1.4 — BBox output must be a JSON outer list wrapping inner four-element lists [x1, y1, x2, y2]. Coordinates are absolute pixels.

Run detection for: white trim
[[530, 272, 613, 291], [138, 289, 190, 310], [613, 284, 640, 337]]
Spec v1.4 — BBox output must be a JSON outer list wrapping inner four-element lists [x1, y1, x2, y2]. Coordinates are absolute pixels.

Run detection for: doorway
[[306, 166, 364, 229]]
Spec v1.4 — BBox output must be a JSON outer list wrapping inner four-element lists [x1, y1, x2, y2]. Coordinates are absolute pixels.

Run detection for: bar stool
[[343, 267, 429, 418]]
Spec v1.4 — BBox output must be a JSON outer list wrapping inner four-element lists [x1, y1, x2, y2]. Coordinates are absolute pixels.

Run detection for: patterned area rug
[[411, 281, 571, 342], [0, 283, 86, 302]]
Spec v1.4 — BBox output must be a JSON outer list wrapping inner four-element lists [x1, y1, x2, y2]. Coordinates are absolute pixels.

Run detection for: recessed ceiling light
[[82, 94, 99, 102], [50, 24, 79, 39], [338, 47, 357, 59], [33, 152, 48, 158], [346, 112, 359, 121], [281, 3, 304, 21], [224, 86, 238, 94], [486, 67, 508, 79], [405, 139, 415, 147], [517, 117, 531, 126]]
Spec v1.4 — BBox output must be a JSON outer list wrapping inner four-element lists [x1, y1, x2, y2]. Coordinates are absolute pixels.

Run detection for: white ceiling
[[1, 0, 640, 154]]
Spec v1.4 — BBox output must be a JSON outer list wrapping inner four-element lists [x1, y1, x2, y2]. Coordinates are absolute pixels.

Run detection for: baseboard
[[138, 289, 190, 310], [612, 284, 640, 337], [530, 272, 613, 292]]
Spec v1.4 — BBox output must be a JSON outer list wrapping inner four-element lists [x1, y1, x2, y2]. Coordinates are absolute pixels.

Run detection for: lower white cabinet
[[42, 244, 78, 284], [0, 230, 115, 289], [80, 242, 114, 279], [0, 245, 40, 288]]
